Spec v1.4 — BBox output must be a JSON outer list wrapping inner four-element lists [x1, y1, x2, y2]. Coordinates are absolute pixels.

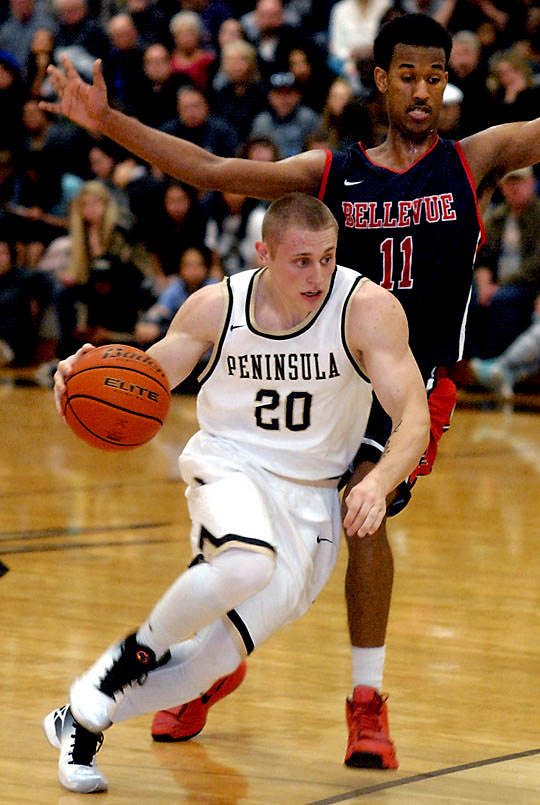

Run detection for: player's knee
[[213, 548, 275, 600]]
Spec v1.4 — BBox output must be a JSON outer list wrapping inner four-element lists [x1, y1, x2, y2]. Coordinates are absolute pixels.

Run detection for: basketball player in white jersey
[[44, 193, 429, 794]]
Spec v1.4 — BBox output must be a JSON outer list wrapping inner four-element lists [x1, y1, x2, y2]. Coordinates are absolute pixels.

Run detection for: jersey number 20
[[255, 389, 312, 431]]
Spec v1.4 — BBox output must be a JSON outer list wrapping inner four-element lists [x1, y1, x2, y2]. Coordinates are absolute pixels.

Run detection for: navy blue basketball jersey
[[318, 138, 484, 380]]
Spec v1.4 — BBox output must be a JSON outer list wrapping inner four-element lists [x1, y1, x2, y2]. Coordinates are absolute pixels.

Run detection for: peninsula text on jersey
[[226, 351, 341, 381]]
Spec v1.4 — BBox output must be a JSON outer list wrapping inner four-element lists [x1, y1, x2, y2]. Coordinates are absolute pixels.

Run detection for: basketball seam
[[65, 395, 166, 424]]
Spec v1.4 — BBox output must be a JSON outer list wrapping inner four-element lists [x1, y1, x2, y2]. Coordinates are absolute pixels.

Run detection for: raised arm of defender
[[42, 56, 324, 199]]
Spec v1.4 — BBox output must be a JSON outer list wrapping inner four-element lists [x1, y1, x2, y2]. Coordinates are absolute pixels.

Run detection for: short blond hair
[[262, 193, 338, 250]]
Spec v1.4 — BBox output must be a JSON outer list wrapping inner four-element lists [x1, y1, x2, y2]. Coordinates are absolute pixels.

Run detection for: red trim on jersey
[[358, 136, 440, 174], [455, 140, 486, 249], [318, 149, 333, 199]]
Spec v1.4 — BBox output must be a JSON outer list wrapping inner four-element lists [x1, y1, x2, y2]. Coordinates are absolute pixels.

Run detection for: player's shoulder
[[350, 276, 408, 324]]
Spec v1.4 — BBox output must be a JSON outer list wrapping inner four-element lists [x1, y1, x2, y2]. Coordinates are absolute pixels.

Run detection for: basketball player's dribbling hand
[[343, 474, 387, 538], [39, 55, 107, 132], [54, 343, 95, 418]]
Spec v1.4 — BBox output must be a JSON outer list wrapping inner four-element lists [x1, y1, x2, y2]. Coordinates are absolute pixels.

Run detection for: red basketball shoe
[[344, 686, 399, 769], [151, 661, 247, 742]]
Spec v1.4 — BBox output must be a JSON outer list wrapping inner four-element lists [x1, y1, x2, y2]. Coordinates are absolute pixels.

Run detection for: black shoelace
[[69, 723, 104, 766]]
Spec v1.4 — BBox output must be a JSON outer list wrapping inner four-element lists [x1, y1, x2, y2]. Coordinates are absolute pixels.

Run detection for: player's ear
[[255, 240, 269, 265], [374, 67, 388, 93]]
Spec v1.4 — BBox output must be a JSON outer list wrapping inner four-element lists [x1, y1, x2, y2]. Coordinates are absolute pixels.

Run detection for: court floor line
[[306, 747, 540, 804]]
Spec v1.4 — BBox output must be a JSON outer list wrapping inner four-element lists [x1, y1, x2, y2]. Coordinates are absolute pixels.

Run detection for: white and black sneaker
[[43, 704, 108, 793]]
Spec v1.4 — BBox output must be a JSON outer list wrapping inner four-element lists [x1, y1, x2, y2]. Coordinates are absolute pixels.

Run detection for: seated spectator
[[25, 27, 55, 100], [487, 46, 540, 125], [52, 0, 110, 62], [438, 82, 464, 140], [144, 179, 208, 284], [135, 243, 217, 392], [0, 0, 56, 72], [122, 0, 171, 49], [466, 167, 540, 360], [238, 132, 280, 163], [327, 0, 391, 82], [204, 189, 266, 276], [287, 40, 335, 113], [161, 84, 239, 157], [169, 10, 216, 92], [242, 0, 303, 85], [448, 29, 496, 136], [250, 71, 320, 158], [175, 0, 235, 52], [132, 43, 190, 129], [0, 51, 25, 151], [50, 180, 154, 361], [136, 243, 216, 347], [469, 294, 540, 401], [210, 39, 267, 142], [319, 75, 355, 147], [211, 16, 245, 92], [103, 13, 145, 115], [0, 235, 51, 365]]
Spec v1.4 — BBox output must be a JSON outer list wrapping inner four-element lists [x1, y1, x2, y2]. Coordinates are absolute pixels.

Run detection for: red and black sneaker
[[344, 685, 398, 769], [151, 661, 247, 742]]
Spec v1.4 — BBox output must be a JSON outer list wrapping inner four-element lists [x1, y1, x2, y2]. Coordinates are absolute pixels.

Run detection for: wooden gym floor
[[0, 376, 539, 804]]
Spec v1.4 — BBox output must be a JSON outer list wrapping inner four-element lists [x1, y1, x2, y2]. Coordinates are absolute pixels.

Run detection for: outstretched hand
[[39, 55, 108, 132]]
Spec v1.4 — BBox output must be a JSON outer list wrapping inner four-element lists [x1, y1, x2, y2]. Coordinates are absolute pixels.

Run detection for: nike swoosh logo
[[317, 536, 334, 544], [230, 324, 245, 330], [344, 179, 364, 186]]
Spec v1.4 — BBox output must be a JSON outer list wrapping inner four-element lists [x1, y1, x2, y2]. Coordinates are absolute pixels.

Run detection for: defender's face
[[375, 44, 448, 139]]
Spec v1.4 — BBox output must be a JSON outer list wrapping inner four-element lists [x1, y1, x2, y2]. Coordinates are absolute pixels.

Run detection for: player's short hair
[[374, 13, 452, 71], [262, 192, 338, 248]]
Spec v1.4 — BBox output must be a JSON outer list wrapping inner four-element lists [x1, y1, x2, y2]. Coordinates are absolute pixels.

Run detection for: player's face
[[375, 44, 448, 139], [263, 226, 337, 314]]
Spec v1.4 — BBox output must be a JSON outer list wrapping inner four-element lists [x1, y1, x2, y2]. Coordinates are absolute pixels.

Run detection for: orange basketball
[[62, 344, 171, 451]]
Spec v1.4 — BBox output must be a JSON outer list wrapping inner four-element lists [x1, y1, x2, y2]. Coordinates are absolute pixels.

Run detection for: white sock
[[351, 645, 386, 693], [136, 548, 274, 657]]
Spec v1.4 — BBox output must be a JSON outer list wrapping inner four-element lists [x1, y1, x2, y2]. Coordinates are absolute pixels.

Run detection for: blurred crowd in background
[[1, 0, 540, 397]]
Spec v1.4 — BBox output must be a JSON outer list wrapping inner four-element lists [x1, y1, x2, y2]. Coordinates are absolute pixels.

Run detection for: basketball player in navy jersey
[[42, 12, 540, 769]]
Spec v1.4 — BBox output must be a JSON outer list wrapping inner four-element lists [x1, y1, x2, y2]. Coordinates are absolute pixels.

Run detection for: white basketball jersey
[[196, 265, 373, 481]]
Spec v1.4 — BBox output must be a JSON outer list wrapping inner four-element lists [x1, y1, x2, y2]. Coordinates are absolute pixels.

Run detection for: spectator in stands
[[466, 167, 540, 360], [319, 75, 355, 147], [327, 0, 391, 82], [103, 13, 145, 115], [25, 27, 55, 100], [169, 10, 216, 92], [177, 0, 235, 51], [132, 43, 190, 129], [0, 51, 25, 151], [122, 0, 171, 49], [204, 189, 266, 276], [437, 81, 464, 139], [400, 0, 457, 27], [0, 0, 55, 71], [0, 235, 51, 365], [50, 180, 154, 362], [145, 179, 208, 284], [470, 294, 540, 401], [447, 29, 496, 136], [487, 45, 540, 125], [238, 133, 280, 163], [161, 84, 239, 158], [242, 0, 302, 85], [136, 243, 216, 347], [287, 40, 335, 113], [52, 0, 110, 62], [210, 39, 267, 142], [250, 70, 320, 158]]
